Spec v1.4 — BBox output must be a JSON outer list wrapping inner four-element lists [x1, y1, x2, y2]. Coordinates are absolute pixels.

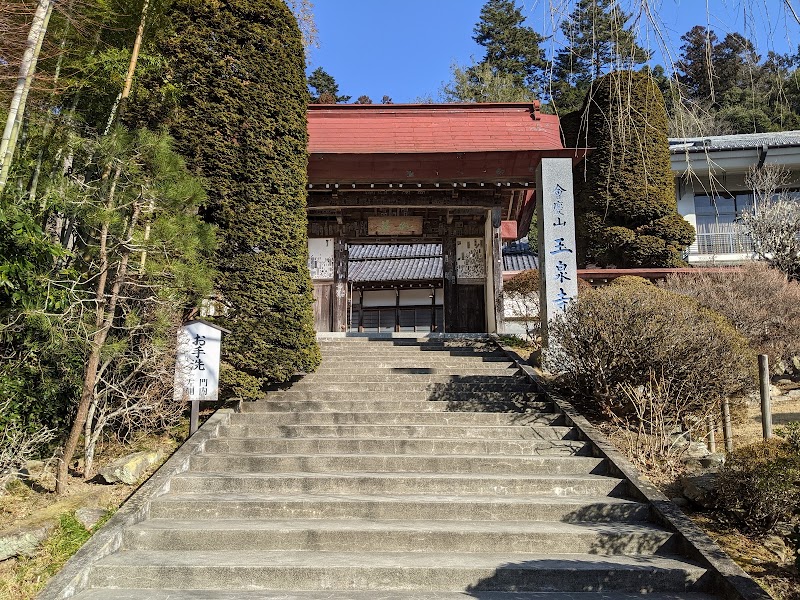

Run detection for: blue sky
[[307, 0, 800, 103]]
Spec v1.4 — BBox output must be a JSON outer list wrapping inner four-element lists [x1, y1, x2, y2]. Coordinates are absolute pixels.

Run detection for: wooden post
[[707, 416, 716, 453], [759, 354, 773, 439], [430, 286, 437, 332], [358, 288, 364, 332], [488, 207, 505, 334], [394, 287, 400, 332], [442, 231, 457, 333], [332, 238, 348, 332], [722, 398, 734, 453], [190, 400, 199, 436]]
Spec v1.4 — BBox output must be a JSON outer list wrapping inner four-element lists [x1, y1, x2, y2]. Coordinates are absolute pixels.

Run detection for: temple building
[[305, 102, 586, 333]]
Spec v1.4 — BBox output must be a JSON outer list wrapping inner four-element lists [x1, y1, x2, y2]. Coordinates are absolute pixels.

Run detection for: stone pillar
[[485, 207, 504, 334], [442, 230, 457, 333], [332, 237, 348, 332], [537, 158, 579, 351]]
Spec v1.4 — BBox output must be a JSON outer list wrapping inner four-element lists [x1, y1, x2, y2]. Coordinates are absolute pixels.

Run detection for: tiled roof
[[669, 131, 800, 152], [349, 244, 443, 282], [349, 244, 442, 260], [502, 241, 538, 272], [348, 243, 537, 282], [308, 103, 563, 154], [350, 257, 443, 282]]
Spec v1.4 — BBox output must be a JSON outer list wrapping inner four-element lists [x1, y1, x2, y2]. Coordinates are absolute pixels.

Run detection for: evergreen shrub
[[608, 275, 652, 287], [715, 438, 800, 533], [570, 71, 695, 267]]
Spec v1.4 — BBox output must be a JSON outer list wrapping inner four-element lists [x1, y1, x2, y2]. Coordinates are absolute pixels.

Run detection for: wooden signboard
[[308, 238, 335, 279], [368, 216, 423, 236], [456, 237, 486, 281]]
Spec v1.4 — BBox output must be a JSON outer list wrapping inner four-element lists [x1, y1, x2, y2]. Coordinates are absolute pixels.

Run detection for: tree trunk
[[83, 397, 98, 478], [103, 0, 150, 133], [0, 0, 53, 193], [54, 0, 151, 494], [56, 205, 141, 494]]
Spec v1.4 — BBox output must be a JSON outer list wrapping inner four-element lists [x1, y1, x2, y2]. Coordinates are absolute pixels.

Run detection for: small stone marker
[[536, 158, 579, 356], [173, 320, 229, 435]]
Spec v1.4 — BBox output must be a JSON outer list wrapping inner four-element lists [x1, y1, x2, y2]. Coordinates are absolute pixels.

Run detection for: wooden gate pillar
[[332, 238, 348, 332], [486, 207, 505, 334], [442, 230, 457, 333]]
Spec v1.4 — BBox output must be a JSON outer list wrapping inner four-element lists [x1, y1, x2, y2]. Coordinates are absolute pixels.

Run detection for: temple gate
[[305, 103, 586, 333]]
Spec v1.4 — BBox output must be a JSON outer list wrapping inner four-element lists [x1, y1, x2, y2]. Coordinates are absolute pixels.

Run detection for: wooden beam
[[307, 191, 503, 209], [490, 207, 505, 333]]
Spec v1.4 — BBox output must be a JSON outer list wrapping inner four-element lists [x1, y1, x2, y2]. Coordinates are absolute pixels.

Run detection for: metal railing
[[693, 230, 754, 256]]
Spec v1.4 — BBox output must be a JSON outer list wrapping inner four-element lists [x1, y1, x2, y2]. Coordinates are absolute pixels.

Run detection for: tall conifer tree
[[164, 0, 320, 395], [552, 0, 649, 112], [472, 0, 545, 91]]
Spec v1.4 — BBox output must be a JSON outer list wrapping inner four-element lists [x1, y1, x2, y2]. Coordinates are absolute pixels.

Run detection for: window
[[694, 192, 753, 233]]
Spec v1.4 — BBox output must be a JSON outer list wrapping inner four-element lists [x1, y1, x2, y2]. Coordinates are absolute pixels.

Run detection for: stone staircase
[[68, 335, 719, 599]]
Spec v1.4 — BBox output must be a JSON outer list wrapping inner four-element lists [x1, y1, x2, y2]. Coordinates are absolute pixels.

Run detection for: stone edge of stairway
[[494, 338, 771, 600], [37, 409, 236, 600]]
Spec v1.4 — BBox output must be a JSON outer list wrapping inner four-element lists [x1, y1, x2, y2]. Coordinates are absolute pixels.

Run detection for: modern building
[[670, 131, 800, 264]]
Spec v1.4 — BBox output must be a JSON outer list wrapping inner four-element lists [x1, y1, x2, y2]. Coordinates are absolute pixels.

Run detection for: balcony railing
[[693, 228, 754, 256]]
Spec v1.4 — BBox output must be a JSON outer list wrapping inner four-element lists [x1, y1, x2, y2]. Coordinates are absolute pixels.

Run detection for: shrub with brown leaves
[[660, 263, 800, 372], [549, 284, 756, 418]]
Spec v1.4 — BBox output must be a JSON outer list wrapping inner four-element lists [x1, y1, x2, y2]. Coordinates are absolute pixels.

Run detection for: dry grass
[[735, 397, 800, 449], [0, 427, 186, 600], [691, 514, 800, 600]]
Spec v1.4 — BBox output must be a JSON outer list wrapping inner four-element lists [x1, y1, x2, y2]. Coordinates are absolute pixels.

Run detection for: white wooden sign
[[456, 237, 486, 281], [308, 238, 334, 279], [173, 320, 224, 403]]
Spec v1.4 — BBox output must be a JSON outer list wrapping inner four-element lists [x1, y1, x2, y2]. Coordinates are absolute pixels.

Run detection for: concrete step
[[124, 519, 678, 554], [188, 454, 606, 476], [317, 353, 513, 360], [148, 493, 647, 522], [282, 382, 537, 392], [168, 472, 625, 496], [319, 351, 512, 359], [317, 350, 512, 358], [257, 390, 545, 403], [317, 340, 497, 348], [238, 399, 553, 413], [203, 437, 590, 456], [227, 411, 564, 426], [72, 591, 717, 600], [89, 550, 707, 592], [312, 365, 519, 373], [216, 424, 578, 440], [292, 374, 526, 383]]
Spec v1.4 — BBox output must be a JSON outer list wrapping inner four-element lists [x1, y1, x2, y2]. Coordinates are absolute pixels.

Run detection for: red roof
[[308, 103, 563, 154]]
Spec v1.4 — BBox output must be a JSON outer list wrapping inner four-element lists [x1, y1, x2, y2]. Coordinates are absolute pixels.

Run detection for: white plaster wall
[[360, 288, 443, 308], [675, 178, 698, 254]]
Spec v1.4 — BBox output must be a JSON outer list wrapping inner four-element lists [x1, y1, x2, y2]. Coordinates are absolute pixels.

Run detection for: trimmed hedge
[[164, 0, 320, 395]]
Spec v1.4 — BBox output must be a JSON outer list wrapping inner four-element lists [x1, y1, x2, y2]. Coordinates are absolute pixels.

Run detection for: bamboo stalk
[[0, 0, 54, 193]]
